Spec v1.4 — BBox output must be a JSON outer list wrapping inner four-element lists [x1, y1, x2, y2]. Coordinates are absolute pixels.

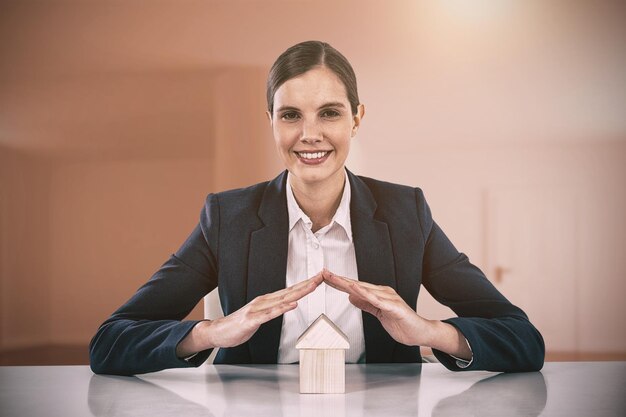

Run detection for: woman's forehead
[[273, 67, 349, 110]]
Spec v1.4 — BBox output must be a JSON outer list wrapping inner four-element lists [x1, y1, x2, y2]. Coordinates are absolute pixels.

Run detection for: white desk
[[1, 362, 624, 416]]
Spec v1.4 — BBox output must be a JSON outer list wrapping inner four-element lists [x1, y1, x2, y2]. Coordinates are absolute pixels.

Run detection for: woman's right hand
[[176, 272, 323, 358]]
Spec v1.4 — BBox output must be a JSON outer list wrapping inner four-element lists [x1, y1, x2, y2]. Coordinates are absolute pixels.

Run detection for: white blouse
[[277, 171, 366, 363]]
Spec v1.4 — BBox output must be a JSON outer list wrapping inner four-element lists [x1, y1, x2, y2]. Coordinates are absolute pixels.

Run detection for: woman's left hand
[[322, 269, 430, 346], [322, 269, 473, 360]]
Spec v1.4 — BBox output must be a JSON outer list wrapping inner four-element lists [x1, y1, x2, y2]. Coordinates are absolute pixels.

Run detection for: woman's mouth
[[295, 150, 332, 165]]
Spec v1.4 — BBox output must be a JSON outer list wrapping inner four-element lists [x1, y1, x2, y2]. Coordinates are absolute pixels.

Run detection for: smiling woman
[[89, 41, 545, 376], [269, 65, 364, 231]]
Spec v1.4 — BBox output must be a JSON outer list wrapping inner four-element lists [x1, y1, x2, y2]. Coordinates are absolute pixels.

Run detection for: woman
[[89, 41, 545, 375]]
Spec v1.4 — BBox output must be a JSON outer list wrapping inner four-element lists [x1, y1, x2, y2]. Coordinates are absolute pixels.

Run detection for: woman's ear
[[351, 104, 366, 137], [266, 110, 273, 127]]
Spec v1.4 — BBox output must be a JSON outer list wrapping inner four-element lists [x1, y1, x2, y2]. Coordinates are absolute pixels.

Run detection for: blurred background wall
[[0, 0, 624, 364]]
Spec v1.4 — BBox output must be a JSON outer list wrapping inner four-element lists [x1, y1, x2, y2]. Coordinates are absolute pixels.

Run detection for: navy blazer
[[89, 169, 544, 375]]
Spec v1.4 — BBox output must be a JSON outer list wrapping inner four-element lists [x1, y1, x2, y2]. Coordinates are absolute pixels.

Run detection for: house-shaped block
[[296, 313, 350, 394]]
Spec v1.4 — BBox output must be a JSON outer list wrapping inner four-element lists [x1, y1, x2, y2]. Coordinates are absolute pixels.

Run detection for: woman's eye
[[321, 109, 340, 118], [281, 112, 300, 121]]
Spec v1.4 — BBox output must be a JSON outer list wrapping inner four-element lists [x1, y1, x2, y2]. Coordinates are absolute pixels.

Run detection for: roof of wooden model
[[295, 313, 350, 350]]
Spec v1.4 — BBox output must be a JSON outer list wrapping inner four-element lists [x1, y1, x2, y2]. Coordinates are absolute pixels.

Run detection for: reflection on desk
[[1, 362, 625, 417], [431, 372, 546, 416]]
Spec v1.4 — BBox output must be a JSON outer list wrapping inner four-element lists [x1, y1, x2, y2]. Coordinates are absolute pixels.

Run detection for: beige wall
[[47, 157, 211, 345], [0, 151, 213, 349], [0, 66, 281, 350], [0, 149, 52, 349], [383, 142, 626, 354]]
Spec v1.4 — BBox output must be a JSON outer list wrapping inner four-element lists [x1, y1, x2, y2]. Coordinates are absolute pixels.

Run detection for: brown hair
[[266, 41, 360, 115]]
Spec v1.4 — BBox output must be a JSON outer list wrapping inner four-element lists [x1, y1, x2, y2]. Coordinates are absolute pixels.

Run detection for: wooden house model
[[295, 313, 350, 394]]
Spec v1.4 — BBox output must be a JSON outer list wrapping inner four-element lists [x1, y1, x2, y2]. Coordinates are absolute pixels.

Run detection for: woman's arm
[[416, 188, 545, 372], [175, 274, 323, 357], [323, 187, 544, 373], [89, 195, 221, 376], [90, 192, 324, 375], [323, 271, 472, 360], [89, 227, 218, 375]]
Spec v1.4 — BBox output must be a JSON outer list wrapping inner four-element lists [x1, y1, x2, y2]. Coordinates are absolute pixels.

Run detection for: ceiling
[[1, 0, 625, 159]]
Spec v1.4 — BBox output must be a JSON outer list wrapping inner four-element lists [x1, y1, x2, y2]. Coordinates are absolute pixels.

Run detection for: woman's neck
[[289, 169, 346, 233]]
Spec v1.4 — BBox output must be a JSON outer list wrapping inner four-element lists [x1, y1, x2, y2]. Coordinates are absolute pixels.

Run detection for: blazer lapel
[[347, 169, 398, 362], [245, 169, 397, 363], [246, 170, 289, 363]]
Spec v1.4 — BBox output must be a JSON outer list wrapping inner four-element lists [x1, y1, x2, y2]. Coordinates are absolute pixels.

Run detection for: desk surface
[[1, 362, 625, 417]]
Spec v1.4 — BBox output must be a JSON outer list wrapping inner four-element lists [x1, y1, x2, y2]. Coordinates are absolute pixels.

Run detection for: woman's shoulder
[[203, 180, 268, 212], [355, 174, 424, 200], [353, 174, 430, 222], [212, 180, 271, 201]]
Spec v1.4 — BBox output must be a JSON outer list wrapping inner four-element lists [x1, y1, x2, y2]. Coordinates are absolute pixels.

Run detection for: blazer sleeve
[[89, 194, 220, 375], [416, 188, 545, 372]]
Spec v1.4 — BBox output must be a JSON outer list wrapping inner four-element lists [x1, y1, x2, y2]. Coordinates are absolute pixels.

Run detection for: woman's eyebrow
[[318, 102, 346, 110], [276, 102, 346, 113], [276, 105, 300, 113]]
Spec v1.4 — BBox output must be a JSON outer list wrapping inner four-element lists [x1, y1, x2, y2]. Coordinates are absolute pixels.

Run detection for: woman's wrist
[[176, 320, 215, 358], [424, 320, 472, 361]]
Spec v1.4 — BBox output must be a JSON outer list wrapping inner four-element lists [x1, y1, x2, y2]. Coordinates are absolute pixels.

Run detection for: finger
[[252, 290, 305, 312], [285, 274, 322, 295], [323, 271, 355, 285], [352, 286, 401, 301], [249, 301, 298, 325], [323, 272, 357, 293], [293, 271, 324, 289], [267, 272, 323, 300], [324, 272, 383, 291], [325, 278, 368, 299], [348, 294, 379, 317], [262, 277, 320, 304], [325, 276, 389, 302], [351, 284, 395, 312], [252, 278, 319, 311], [301, 271, 324, 289], [280, 282, 319, 303]]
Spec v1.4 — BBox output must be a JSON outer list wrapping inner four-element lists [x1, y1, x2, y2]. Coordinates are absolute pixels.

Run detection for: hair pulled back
[[267, 41, 360, 115]]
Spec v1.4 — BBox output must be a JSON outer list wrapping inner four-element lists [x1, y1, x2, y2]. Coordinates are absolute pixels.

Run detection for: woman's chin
[[290, 165, 346, 188]]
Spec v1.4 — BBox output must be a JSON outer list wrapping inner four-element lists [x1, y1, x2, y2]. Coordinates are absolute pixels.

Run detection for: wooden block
[[296, 314, 350, 350], [299, 349, 345, 394], [296, 314, 350, 394]]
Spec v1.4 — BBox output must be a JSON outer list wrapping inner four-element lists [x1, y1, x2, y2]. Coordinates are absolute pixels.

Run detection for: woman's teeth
[[298, 151, 328, 159]]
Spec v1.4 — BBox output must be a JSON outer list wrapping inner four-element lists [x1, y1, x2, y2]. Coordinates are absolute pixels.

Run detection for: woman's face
[[268, 66, 364, 188]]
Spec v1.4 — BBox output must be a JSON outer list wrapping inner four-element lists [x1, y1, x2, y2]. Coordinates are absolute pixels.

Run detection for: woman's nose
[[300, 119, 322, 143]]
